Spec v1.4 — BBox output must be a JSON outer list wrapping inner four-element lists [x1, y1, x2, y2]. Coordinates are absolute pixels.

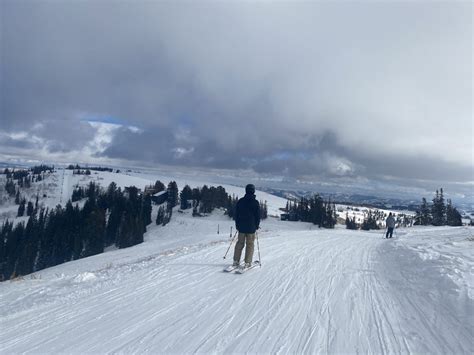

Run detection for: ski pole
[[256, 231, 262, 267], [223, 230, 238, 259]]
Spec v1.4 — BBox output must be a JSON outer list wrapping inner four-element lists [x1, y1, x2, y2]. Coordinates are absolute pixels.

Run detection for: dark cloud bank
[[1, 1, 472, 200]]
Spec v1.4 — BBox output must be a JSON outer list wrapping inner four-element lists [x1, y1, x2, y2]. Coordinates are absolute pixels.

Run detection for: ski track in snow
[[1, 223, 472, 354]]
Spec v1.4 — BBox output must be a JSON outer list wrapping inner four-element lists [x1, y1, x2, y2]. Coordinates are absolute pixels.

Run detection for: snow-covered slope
[[1, 169, 472, 353], [1, 200, 472, 354], [53, 169, 286, 216]]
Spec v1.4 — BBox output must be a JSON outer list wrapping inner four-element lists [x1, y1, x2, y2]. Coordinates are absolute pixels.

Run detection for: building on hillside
[[152, 190, 168, 205], [280, 211, 298, 221]]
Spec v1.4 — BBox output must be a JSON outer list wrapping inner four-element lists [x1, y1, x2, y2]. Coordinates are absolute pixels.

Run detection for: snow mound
[[72, 272, 97, 283]]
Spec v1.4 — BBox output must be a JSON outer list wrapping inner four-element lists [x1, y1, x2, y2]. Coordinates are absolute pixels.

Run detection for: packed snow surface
[[1, 205, 472, 354]]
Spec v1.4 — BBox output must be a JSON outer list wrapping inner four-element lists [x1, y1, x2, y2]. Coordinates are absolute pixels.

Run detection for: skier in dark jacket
[[233, 184, 260, 268]]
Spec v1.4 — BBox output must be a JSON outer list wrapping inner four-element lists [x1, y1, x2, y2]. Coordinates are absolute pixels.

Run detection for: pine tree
[[417, 198, 432, 225], [361, 211, 379, 230], [345, 213, 358, 230], [167, 181, 179, 208], [431, 189, 446, 226], [26, 201, 34, 216], [117, 211, 133, 249], [16, 213, 40, 276], [156, 206, 165, 225], [5, 179, 16, 196], [34, 194, 39, 214], [199, 185, 212, 213], [1, 220, 14, 280], [83, 207, 106, 257], [106, 205, 122, 246], [6, 222, 26, 278], [106, 182, 118, 202], [17, 199, 26, 217], [142, 194, 152, 226], [446, 199, 462, 226], [180, 185, 193, 209], [154, 180, 166, 192], [0, 221, 13, 280], [192, 187, 201, 205]]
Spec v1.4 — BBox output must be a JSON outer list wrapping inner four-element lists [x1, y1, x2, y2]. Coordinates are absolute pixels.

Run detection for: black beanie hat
[[245, 184, 256, 195]]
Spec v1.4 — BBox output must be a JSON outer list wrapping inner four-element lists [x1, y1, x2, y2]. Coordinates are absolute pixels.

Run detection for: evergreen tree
[[82, 207, 106, 257], [321, 201, 337, 228], [199, 185, 212, 213], [34, 208, 47, 271], [16, 212, 39, 276], [167, 181, 179, 208], [72, 186, 85, 202], [163, 203, 173, 226], [192, 187, 201, 205], [106, 181, 118, 202], [446, 199, 462, 226], [50, 205, 66, 266], [142, 194, 152, 226], [86, 181, 98, 202], [415, 198, 432, 225], [5, 179, 16, 196], [71, 205, 83, 260], [345, 213, 358, 230], [0, 221, 13, 280], [15, 190, 20, 205], [180, 185, 193, 209], [361, 211, 379, 230], [431, 188, 446, 226], [36, 208, 55, 270], [154, 180, 166, 192], [156, 205, 165, 225], [17, 199, 26, 217], [117, 211, 134, 249], [0, 220, 14, 280], [34, 194, 39, 213], [26, 201, 34, 216], [5, 222, 26, 279]]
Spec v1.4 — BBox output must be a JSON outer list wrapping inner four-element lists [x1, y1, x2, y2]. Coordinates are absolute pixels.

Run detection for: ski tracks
[[1, 228, 472, 354]]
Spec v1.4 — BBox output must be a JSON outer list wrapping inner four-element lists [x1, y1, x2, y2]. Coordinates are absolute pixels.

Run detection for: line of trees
[[66, 164, 113, 172], [3, 165, 54, 180], [414, 188, 462, 226], [154, 183, 269, 224], [284, 195, 337, 228], [0, 182, 152, 281]]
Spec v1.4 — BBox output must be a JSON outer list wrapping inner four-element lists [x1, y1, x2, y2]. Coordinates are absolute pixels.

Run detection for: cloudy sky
[[1, 1, 472, 200]]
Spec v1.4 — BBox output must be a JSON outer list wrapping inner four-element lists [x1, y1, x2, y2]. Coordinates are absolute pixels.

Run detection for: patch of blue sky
[[265, 151, 312, 161], [82, 115, 128, 126]]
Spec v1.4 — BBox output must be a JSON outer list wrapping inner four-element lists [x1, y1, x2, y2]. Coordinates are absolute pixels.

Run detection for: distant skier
[[385, 213, 396, 238], [233, 184, 260, 268]]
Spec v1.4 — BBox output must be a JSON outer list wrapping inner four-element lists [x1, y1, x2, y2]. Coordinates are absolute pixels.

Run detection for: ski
[[235, 260, 260, 274], [223, 264, 241, 273]]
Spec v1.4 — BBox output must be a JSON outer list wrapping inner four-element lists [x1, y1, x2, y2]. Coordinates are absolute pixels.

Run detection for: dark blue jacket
[[235, 193, 260, 233]]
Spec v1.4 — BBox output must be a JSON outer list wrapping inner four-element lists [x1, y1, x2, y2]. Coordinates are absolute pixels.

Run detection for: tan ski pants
[[233, 233, 255, 264]]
